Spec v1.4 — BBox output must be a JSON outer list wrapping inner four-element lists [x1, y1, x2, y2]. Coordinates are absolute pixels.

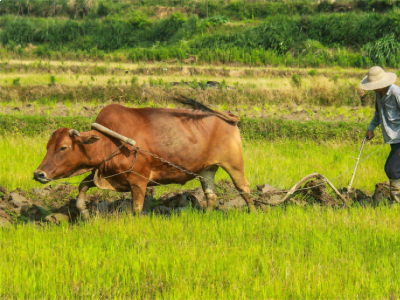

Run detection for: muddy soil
[[0, 178, 392, 228]]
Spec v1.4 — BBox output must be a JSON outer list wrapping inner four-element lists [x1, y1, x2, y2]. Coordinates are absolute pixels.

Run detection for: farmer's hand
[[366, 130, 374, 140]]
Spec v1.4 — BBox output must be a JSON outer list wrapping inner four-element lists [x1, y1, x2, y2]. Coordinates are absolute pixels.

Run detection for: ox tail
[[172, 95, 239, 125]]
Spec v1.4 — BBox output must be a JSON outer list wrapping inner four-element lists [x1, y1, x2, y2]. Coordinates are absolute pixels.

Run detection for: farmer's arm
[[366, 109, 380, 140]]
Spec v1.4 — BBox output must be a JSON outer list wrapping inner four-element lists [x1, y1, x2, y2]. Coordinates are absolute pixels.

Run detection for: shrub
[[131, 76, 138, 86], [308, 69, 317, 76], [49, 76, 56, 86], [364, 34, 400, 64], [291, 74, 302, 88], [12, 77, 21, 86]]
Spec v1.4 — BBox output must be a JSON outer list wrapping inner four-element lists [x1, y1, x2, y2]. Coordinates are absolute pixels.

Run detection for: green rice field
[[1, 206, 400, 298], [0, 135, 388, 194]]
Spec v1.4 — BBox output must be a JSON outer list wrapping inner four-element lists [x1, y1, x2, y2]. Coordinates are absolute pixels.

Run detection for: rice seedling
[[0, 135, 388, 194], [1, 206, 400, 298]]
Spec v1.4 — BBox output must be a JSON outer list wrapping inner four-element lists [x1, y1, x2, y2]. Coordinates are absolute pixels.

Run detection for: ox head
[[33, 128, 100, 184]]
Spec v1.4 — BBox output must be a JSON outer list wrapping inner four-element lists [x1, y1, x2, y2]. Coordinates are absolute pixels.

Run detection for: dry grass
[[7, 59, 396, 75], [0, 73, 363, 90]]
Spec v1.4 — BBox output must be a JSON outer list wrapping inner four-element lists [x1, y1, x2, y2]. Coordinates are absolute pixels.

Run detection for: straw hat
[[360, 66, 397, 90]]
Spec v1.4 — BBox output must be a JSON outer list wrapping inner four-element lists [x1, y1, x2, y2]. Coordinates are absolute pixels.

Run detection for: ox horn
[[69, 129, 81, 137]]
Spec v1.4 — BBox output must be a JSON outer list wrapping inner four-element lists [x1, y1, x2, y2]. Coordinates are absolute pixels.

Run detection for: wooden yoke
[[91, 123, 136, 146]]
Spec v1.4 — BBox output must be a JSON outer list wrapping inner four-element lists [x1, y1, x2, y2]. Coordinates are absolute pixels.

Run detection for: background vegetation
[[1, 0, 400, 67]]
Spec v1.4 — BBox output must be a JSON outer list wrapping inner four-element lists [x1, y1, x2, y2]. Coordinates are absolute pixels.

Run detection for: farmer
[[362, 66, 400, 202]]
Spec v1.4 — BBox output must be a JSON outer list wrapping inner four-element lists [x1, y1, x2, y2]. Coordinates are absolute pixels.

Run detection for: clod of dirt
[[257, 183, 278, 194], [0, 217, 11, 228], [153, 206, 172, 215], [255, 193, 284, 207], [372, 182, 391, 204], [32, 184, 77, 204], [341, 188, 372, 206], [45, 213, 69, 225], [49, 201, 62, 209], [0, 186, 7, 196], [302, 179, 339, 206], [220, 195, 247, 211], [162, 193, 190, 208], [186, 187, 207, 209], [53, 199, 80, 222], [255, 183, 285, 207], [25, 205, 50, 221], [32, 187, 51, 198], [142, 196, 158, 212], [145, 187, 156, 198], [9, 192, 31, 208], [108, 198, 132, 214], [95, 201, 110, 215]]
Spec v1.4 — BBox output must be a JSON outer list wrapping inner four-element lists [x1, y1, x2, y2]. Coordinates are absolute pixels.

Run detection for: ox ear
[[79, 135, 100, 145]]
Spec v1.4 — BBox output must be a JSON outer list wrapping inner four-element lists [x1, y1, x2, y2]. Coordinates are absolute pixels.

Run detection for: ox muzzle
[[33, 170, 51, 184]]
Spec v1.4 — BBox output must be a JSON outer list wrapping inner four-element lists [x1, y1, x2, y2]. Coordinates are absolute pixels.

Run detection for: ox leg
[[130, 181, 147, 216], [77, 173, 96, 221], [221, 164, 257, 213], [199, 165, 219, 210]]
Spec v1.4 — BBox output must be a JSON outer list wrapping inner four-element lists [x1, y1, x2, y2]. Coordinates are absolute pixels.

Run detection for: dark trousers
[[385, 143, 400, 179]]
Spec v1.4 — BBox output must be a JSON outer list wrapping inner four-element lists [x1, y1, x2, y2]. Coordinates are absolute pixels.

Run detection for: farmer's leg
[[385, 143, 400, 202]]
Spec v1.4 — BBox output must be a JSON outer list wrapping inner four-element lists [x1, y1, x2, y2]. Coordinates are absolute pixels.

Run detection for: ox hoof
[[80, 209, 90, 221]]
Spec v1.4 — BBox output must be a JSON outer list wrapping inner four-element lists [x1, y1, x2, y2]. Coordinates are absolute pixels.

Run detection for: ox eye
[[60, 146, 67, 151]]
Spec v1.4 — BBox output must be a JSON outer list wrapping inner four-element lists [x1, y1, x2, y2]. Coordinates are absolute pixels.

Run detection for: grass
[[2, 206, 400, 298], [0, 59, 378, 89], [0, 134, 388, 194], [4, 59, 380, 74], [0, 61, 374, 107], [0, 73, 364, 89]]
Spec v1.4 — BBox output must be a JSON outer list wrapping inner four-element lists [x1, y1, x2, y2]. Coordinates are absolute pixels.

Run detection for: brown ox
[[34, 100, 256, 218]]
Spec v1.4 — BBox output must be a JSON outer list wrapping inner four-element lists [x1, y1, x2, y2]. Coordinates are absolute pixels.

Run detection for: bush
[[291, 74, 302, 88], [364, 34, 400, 64], [12, 77, 21, 86], [49, 76, 56, 86], [308, 69, 317, 76], [131, 76, 138, 86]]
